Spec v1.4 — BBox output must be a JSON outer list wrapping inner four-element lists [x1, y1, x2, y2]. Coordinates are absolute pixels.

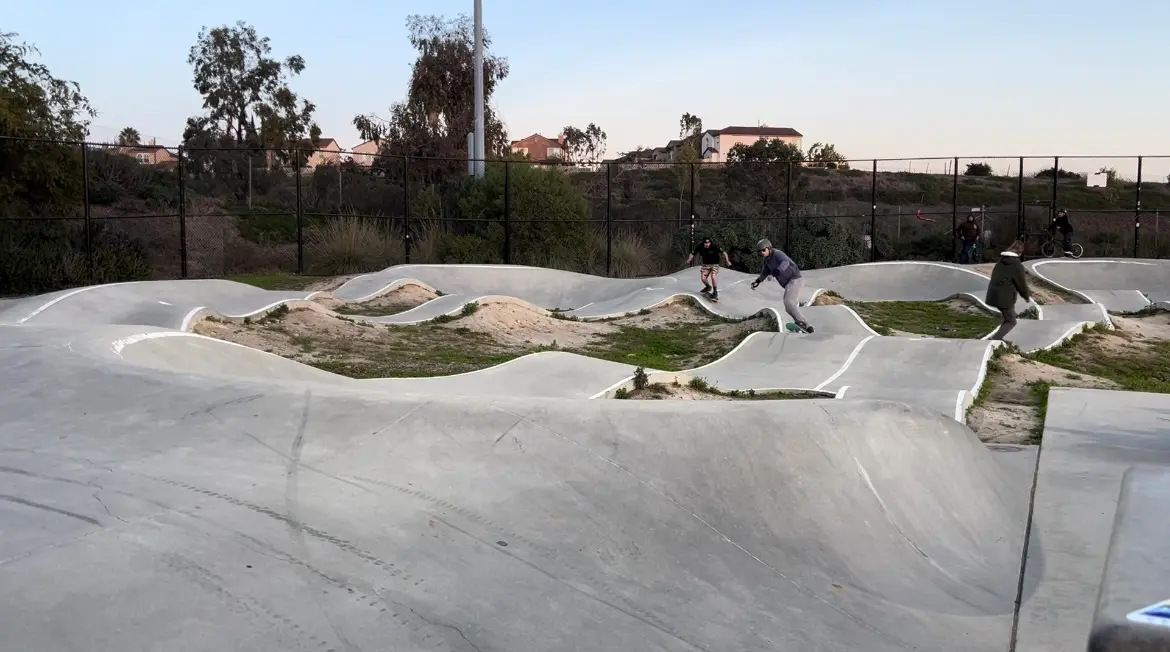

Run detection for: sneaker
[[700, 286, 711, 294], [798, 322, 814, 333], [710, 291, 719, 300]]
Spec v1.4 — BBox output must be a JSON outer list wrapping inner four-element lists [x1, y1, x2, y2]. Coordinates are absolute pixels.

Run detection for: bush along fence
[[2, 134, 1169, 296]]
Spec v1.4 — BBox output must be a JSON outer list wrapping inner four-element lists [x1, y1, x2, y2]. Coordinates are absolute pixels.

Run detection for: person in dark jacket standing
[[956, 214, 981, 264], [985, 240, 1034, 340], [750, 238, 814, 333], [1050, 208, 1074, 255]]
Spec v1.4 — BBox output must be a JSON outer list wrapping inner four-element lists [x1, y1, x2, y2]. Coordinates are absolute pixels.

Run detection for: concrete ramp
[[0, 280, 315, 329], [1025, 259, 1170, 312], [816, 336, 996, 421], [102, 330, 647, 400], [685, 332, 869, 392], [0, 325, 1032, 652], [1015, 388, 1170, 652], [336, 264, 662, 309]]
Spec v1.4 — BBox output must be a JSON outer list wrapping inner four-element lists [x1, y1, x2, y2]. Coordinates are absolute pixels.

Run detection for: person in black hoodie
[[1050, 209, 1074, 256], [956, 214, 981, 264], [985, 240, 1034, 340], [750, 238, 814, 333]]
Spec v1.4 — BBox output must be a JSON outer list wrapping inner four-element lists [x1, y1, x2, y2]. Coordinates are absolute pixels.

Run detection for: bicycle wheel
[[1070, 243, 1084, 259], [1040, 240, 1056, 257]]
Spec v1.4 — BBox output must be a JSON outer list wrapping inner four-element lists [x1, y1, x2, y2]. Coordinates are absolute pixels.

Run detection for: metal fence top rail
[[3, 134, 1170, 163]]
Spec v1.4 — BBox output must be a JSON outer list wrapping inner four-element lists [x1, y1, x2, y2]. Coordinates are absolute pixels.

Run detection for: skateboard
[[700, 288, 719, 303]]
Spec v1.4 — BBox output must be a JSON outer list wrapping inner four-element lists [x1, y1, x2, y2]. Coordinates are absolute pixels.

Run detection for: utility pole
[[472, 0, 485, 178]]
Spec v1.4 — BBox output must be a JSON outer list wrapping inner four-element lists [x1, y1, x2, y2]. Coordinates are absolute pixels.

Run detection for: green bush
[[0, 220, 151, 295], [455, 164, 591, 268]]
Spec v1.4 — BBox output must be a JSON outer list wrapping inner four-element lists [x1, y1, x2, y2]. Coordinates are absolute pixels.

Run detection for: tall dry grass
[[584, 229, 674, 277], [304, 213, 402, 275]]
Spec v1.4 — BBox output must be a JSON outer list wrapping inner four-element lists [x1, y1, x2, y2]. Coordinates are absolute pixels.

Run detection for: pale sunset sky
[[7, 0, 1168, 178]]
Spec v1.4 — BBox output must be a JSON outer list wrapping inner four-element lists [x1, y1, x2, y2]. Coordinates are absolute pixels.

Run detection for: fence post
[[1017, 156, 1025, 239], [605, 162, 612, 277], [1050, 156, 1059, 225], [402, 156, 411, 264], [951, 156, 959, 262], [784, 161, 793, 251], [294, 149, 304, 274], [81, 142, 93, 281], [688, 162, 696, 231], [1134, 156, 1143, 258], [177, 146, 188, 279], [870, 159, 878, 262], [503, 159, 511, 264]]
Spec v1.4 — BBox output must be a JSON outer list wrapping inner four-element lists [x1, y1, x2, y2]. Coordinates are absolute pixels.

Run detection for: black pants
[[990, 307, 1017, 340]]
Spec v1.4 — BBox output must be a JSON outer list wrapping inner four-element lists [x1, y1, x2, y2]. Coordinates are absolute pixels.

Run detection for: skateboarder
[[685, 236, 731, 301], [986, 240, 1033, 341], [750, 238, 814, 333]]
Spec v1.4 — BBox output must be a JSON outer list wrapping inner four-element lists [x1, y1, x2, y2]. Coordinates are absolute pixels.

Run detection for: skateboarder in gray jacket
[[750, 238, 814, 333]]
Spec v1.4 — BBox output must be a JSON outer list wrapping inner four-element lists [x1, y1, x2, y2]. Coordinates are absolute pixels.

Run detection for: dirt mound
[[443, 301, 612, 348], [314, 283, 438, 314], [967, 353, 1117, 445]]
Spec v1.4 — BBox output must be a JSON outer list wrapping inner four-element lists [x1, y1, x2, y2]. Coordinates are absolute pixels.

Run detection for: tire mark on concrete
[[0, 494, 101, 526], [344, 474, 700, 650]]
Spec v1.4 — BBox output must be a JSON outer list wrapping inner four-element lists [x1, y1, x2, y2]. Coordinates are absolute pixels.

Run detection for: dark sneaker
[[798, 322, 814, 333], [700, 286, 711, 294]]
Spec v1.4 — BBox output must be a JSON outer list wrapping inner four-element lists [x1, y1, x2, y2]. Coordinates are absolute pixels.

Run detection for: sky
[[7, 0, 1170, 178]]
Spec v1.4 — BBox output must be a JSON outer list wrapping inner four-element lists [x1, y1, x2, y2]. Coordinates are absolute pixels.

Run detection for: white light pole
[[472, 0, 485, 178]]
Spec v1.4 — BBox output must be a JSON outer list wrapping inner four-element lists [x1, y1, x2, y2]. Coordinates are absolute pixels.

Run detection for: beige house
[[350, 139, 381, 166], [699, 126, 804, 163], [118, 138, 179, 165], [304, 138, 341, 169]]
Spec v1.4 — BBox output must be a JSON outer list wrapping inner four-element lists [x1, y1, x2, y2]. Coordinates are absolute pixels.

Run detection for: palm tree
[[117, 127, 141, 146]]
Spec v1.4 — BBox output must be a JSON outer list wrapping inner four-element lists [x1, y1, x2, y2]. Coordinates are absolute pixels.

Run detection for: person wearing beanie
[[685, 236, 731, 300], [751, 238, 814, 333]]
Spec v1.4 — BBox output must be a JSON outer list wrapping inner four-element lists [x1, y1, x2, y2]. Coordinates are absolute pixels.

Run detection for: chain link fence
[[3, 135, 1168, 296]]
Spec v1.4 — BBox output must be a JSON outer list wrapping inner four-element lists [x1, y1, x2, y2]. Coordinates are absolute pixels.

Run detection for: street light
[[472, 0, 485, 178]]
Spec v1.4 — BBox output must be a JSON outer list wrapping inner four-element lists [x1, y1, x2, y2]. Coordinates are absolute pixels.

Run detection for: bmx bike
[[1039, 233, 1084, 259]]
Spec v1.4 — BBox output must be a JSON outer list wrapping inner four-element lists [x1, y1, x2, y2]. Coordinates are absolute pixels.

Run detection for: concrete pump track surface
[[2, 259, 1169, 651]]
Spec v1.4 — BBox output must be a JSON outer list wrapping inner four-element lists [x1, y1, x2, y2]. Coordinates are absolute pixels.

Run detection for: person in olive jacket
[[985, 240, 1034, 340]]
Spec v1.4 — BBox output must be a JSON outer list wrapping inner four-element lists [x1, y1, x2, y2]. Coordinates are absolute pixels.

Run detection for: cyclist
[[1050, 209, 1074, 256]]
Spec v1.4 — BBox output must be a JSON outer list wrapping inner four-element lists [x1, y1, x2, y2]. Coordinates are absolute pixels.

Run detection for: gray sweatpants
[[783, 276, 808, 324], [990, 307, 1017, 340]]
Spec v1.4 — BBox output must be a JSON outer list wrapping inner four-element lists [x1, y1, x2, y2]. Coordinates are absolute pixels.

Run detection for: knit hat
[[756, 238, 773, 250]]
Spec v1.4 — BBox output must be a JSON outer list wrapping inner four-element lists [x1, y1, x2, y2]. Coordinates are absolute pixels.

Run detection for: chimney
[[557, 132, 565, 145], [149, 137, 156, 146]]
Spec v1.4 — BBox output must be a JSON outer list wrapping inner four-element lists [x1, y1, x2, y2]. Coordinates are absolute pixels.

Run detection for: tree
[[0, 31, 95, 215], [679, 113, 703, 142], [561, 123, 606, 163], [671, 114, 704, 218], [353, 14, 509, 163], [184, 21, 320, 165], [117, 127, 141, 146], [0, 32, 152, 294], [964, 162, 992, 176], [806, 142, 849, 169], [726, 139, 804, 207]]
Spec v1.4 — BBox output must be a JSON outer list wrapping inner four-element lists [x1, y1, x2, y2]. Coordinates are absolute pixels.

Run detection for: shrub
[[633, 366, 649, 390], [0, 220, 150, 295], [304, 214, 400, 275], [964, 162, 993, 177], [456, 163, 591, 268]]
